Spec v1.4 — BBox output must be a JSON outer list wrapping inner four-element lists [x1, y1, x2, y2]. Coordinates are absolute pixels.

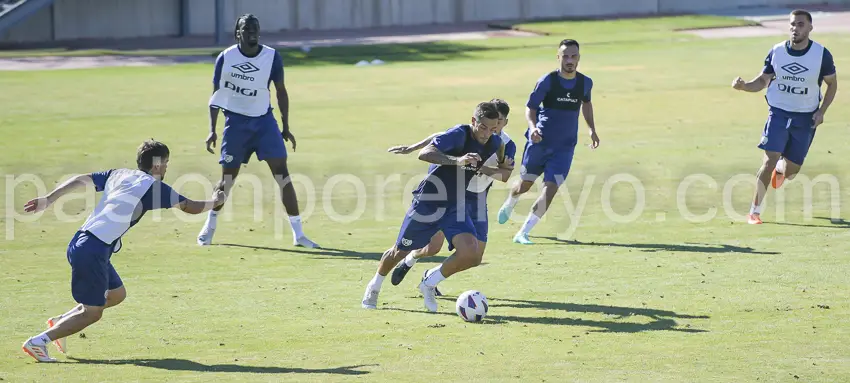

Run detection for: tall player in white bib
[[201, 14, 319, 248], [382, 99, 516, 293], [732, 9, 837, 225]]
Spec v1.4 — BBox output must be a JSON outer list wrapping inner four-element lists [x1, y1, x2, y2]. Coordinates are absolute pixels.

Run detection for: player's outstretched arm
[[733, 72, 774, 93], [418, 144, 480, 166], [23, 174, 94, 213], [177, 190, 226, 215], [388, 133, 441, 154]]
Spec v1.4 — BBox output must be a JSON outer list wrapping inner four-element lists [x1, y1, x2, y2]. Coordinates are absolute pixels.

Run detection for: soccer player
[[361, 101, 504, 312], [21, 140, 225, 362], [388, 99, 517, 289], [199, 13, 319, 248], [732, 9, 837, 225], [497, 39, 600, 244]]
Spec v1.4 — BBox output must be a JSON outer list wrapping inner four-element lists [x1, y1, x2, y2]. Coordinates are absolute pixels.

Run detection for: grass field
[[2, 15, 850, 382]]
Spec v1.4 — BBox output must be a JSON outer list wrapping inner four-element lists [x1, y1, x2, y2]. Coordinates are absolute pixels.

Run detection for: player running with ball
[[385, 99, 516, 291], [361, 101, 506, 312]]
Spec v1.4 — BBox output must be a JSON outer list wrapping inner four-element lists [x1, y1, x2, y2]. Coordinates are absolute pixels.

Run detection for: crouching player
[[21, 140, 225, 362]]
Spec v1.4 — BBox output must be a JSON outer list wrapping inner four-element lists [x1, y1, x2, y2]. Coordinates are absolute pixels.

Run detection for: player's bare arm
[[814, 73, 838, 126], [478, 163, 513, 182], [582, 101, 600, 148], [525, 106, 542, 143], [23, 174, 95, 213], [388, 133, 441, 154], [273, 76, 296, 150], [177, 190, 227, 215], [206, 82, 220, 154], [418, 144, 481, 166], [733, 72, 774, 92]]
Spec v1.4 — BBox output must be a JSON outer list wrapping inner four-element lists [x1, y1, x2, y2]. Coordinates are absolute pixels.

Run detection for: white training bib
[[209, 44, 276, 117], [467, 131, 513, 193], [80, 169, 154, 246], [765, 41, 824, 113]]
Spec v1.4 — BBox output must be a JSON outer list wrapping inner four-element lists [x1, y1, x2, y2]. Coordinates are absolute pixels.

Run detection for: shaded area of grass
[[503, 14, 760, 36], [0, 15, 758, 66]]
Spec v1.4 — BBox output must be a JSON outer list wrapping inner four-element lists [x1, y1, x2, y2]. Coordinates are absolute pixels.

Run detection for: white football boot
[[22, 338, 56, 363], [361, 287, 379, 309]]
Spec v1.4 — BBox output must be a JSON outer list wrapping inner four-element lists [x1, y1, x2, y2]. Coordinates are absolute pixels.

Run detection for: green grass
[[2, 16, 850, 382]]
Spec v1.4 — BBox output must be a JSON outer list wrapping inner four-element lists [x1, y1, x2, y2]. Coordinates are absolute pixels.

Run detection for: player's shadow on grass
[[534, 237, 779, 255], [392, 297, 708, 333], [67, 357, 374, 375], [216, 243, 448, 263], [489, 297, 708, 333], [275, 41, 525, 67], [766, 216, 850, 229]]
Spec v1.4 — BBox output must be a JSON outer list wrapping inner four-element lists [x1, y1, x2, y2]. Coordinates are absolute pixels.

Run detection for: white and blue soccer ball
[[455, 290, 489, 322]]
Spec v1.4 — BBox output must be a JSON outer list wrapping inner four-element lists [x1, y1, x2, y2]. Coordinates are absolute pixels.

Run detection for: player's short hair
[[490, 98, 511, 117], [234, 13, 260, 41], [559, 39, 580, 50], [137, 139, 170, 172], [473, 101, 501, 122], [791, 9, 812, 23]]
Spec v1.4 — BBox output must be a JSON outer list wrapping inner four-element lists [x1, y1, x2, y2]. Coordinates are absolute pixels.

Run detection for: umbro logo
[[781, 62, 808, 75], [232, 62, 260, 74]]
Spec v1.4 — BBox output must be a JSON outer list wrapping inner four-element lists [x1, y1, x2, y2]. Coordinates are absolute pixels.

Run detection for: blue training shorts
[[67, 231, 123, 307], [759, 107, 817, 165], [520, 142, 575, 186], [467, 195, 489, 243], [446, 195, 489, 251], [395, 199, 480, 252], [220, 111, 288, 168]]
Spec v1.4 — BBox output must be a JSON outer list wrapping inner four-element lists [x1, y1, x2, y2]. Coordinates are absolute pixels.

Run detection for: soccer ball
[[455, 290, 489, 322]]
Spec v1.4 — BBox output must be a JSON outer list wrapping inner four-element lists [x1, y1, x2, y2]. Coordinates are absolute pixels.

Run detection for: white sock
[[424, 266, 446, 288], [58, 305, 82, 320], [289, 215, 304, 238], [368, 272, 385, 292], [503, 194, 520, 210], [404, 253, 418, 267], [30, 331, 51, 346], [750, 203, 762, 215], [204, 210, 218, 230], [776, 158, 786, 174], [520, 212, 541, 234]]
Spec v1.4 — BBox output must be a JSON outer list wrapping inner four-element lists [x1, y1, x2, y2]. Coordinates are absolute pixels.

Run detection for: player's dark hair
[[490, 98, 510, 117], [137, 139, 170, 172], [791, 9, 812, 23], [234, 13, 260, 41], [474, 101, 501, 121], [559, 39, 580, 50]]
